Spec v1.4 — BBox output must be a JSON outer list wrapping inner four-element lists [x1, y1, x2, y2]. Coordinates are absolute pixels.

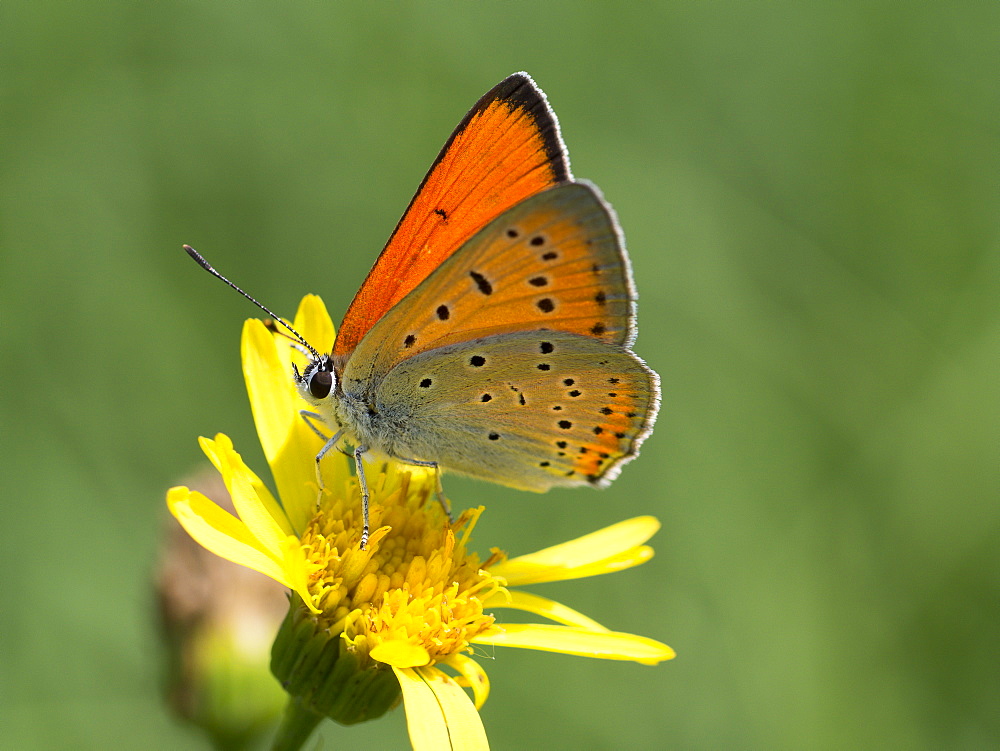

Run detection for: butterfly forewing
[[372, 331, 658, 490], [342, 182, 637, 389], [334, 73, 570, 358]]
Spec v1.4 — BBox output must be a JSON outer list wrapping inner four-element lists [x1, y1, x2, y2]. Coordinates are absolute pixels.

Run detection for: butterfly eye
[[307, 369, 333, 399]]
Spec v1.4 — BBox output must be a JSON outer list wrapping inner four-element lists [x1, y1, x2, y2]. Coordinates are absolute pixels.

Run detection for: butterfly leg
[[301, 410, 371, 547], [300, 410, 329, 441], [353, 445, 371, 549], [300, 410, 348, 490], [314, 429, 344, 491], [395, 456, 452, 523], [431, 468, 452, 523]]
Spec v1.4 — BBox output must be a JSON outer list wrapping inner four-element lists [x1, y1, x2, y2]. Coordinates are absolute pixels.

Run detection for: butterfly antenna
[[183, 244, 322, 360]]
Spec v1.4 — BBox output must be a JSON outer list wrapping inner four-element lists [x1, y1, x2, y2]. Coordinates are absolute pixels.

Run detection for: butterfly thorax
[[296, 352, 425, 464], [331, 386, 421, 461]]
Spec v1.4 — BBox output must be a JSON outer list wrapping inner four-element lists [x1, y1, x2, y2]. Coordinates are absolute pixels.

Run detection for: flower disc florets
[[296, 467, 504, 670]]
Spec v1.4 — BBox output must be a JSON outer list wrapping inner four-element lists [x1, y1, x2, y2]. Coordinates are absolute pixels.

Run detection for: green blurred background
[[2, 2, 998, 749]]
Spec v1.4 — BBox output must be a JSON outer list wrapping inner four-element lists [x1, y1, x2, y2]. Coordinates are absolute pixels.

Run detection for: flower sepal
[[271, 599, 401, 727]]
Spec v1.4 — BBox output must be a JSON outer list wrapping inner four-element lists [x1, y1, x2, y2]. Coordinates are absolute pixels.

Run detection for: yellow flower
[[167, 296, 675, 750]]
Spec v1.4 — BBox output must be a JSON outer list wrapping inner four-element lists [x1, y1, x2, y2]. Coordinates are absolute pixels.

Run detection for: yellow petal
[[393, 667, 452, 751], [444, 653, 490, 710], [291, 294, 335, 357], [481, 590, 609, 631], [277, 536, 322, 614], [417, 666, 489, 750], [242, 318, 299, 459], [287, 297, 351, 491], [198, 434, 290, 548], [371, 640, 431, 668], [242, 320, 321, 531], [497, 545, 655, 586], [473, 623, 675, 665], [491, 516, 660, 585], [167, 486, 291, 587]]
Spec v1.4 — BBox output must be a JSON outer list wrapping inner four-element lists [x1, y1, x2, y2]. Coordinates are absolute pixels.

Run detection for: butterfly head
[[294, 353, 337, 404]]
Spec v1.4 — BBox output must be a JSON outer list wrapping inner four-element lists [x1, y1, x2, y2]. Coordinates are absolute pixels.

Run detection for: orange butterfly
[[188, 73, 659, 546]]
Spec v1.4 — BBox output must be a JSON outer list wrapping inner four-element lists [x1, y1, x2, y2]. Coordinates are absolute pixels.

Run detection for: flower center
[[297, 467, 505, 666]]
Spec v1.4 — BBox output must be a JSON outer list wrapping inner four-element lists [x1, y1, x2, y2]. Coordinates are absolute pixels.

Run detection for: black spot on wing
[[469, 270, 493, 295]]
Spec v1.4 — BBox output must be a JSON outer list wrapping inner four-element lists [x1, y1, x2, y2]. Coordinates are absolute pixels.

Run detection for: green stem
[[271, 697, 324, 751]]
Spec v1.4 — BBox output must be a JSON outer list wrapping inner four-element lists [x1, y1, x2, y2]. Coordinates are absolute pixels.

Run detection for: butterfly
[[188, 72, 660, 547]]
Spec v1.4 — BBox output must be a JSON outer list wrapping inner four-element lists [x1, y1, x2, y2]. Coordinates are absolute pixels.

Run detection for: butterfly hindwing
[[334, 72, 570, 358], [369, 330, 659, 490], [341, 182, 637, 389]]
